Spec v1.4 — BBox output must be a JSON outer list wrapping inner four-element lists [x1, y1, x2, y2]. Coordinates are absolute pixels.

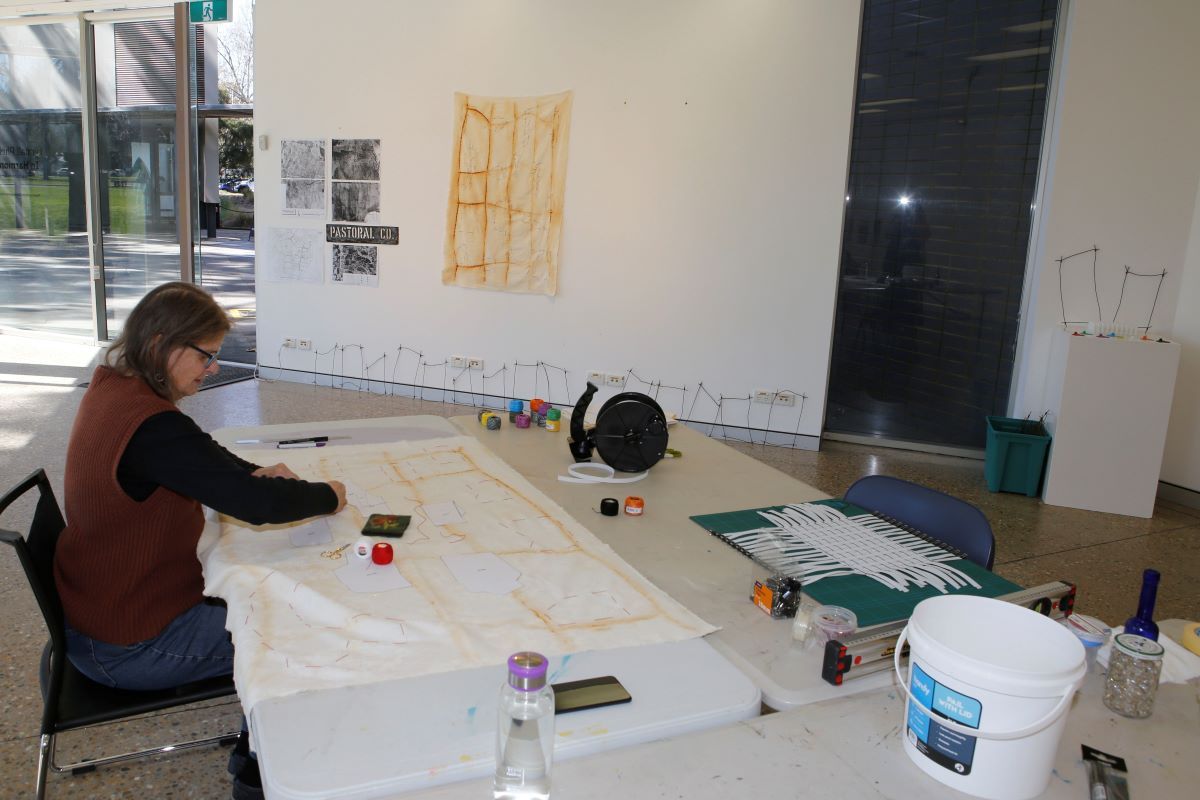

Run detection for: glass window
[[826, 0, 1059, 448], [0, 23, 90, 337]]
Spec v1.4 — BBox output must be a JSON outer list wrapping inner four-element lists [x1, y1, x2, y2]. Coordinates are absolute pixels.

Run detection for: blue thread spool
[[508, 399, 523, 422]]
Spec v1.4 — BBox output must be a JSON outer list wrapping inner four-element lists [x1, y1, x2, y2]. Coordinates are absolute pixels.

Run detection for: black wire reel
[[568, 381, 670, 472]]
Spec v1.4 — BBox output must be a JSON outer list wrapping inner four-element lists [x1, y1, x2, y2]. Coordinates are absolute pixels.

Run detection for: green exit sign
[[189, 1, 230, 23]]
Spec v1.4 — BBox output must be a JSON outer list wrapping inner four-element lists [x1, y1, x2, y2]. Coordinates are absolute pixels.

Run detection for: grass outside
[[0, 176, 151, 237], [1, 178, 257, 237], [219, 189, 254, 229]]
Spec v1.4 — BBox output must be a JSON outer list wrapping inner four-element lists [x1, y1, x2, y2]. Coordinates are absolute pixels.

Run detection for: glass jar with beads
[[1102, 632, 1164, 718]]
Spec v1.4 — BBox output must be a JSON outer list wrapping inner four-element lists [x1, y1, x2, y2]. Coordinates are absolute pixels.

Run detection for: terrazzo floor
[[1, 332, 1197, 798]]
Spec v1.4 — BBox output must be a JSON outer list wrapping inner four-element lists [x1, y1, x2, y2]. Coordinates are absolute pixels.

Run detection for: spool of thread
[[479, 411, 495, 428], [477, 410, 489, 423], [371, 542, 393, 565], [624, 496, 644, 515], [536, 411, 547, 428], [354, 542, 371, 561], [599, 497, 619, 516], [486, 415, 501, 430], [546, 407, 561, 432], [508, 399, 524, 421], [515, 413, 531, 429], [530, 398, 544, 414]]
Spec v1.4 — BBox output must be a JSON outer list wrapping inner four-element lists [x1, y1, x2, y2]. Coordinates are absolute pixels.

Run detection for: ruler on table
[[820, 580, 1077, 686]]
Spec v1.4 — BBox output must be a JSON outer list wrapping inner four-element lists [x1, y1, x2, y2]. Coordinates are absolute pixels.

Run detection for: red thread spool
[[624, 496, 645, 516], [371, 542, 394, 565]]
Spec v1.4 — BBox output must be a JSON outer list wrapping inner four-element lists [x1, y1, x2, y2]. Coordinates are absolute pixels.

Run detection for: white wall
[[1161, 174, 1200, 490], [253, 0, 861, 441], [1013, 0, 1200, 490]]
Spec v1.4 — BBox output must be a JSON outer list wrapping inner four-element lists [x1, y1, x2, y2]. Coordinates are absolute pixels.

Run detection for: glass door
[[0, 22, 92, 337], [92, 14, 198, 337], [0, 8, 201, 343]]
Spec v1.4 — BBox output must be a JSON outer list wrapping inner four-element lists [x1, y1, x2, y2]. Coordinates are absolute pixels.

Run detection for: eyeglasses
[[187, 343, 221, 368]]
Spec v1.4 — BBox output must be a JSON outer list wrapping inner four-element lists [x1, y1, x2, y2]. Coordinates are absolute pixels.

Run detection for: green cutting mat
[[690, 499, 1019, 627]]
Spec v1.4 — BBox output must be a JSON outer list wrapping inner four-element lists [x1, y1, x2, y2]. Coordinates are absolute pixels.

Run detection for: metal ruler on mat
[[821, 580, 1077, 686]]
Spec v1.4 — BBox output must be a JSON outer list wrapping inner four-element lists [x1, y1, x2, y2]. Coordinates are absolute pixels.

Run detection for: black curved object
[[568, 382, 669, 473]]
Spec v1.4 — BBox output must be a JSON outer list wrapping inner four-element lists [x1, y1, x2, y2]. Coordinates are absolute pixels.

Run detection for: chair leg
[[36, 733, 52, 800], [50, 730, 241, 775]]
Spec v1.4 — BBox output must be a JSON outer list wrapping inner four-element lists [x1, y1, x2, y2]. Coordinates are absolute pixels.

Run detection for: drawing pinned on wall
[[331, 243, 379, 287], [332, 139, 381, 180], [265, 227, 324, 284], [280, 138, 326, 216], [443, 90, 573, 296], [331, 138, 381, 223], [331, 181, 381, 223]]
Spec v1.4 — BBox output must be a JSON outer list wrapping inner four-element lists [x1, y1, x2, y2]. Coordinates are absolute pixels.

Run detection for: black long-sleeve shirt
[[117, 411, 337, 525]]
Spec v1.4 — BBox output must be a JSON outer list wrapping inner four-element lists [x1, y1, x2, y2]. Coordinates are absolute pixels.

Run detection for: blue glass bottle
[[1123, 569, 1160, 641]]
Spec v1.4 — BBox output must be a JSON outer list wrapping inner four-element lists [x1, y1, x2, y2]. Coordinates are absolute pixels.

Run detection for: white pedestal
[[1042, 332, 1181, 517]]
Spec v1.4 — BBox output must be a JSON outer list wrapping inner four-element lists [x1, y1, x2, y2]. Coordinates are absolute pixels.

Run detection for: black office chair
[[0, 469, 240, 799], [843, 474, 995, 570]]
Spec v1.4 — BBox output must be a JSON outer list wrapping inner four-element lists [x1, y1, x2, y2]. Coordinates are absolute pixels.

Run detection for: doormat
[[200, 365, 256, 391]]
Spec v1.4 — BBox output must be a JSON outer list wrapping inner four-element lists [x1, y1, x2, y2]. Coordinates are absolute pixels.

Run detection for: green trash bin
[[984, 416, 1051, 497]]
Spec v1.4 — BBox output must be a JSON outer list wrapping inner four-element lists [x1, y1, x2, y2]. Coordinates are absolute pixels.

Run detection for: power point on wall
[[468, 357, 484, 370], [774, 391, 797, 407], [605, 373, 627, 388], [587, 371, 605, 385], [283, 338, 297, 348], [753, 390, 775, 404], [449, 355, 467, 369], [297, 339, 312, 351], [257, 134, 269, 151]]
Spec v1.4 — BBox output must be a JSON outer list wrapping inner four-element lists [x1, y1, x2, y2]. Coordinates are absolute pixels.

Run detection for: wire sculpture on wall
[[1112, 266, 1167, 335], [255, 341, 814, 450], [1056, 245, 1168, 335], [1056, 246, 1102, 326]]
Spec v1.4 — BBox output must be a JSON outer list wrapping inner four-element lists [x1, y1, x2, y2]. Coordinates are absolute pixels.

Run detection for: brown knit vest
[[55, 366, 206, 645]]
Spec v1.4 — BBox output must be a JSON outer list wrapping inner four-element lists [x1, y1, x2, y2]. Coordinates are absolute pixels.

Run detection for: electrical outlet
[[283, 338, 297, 348], [606, 373, 626, 388], [297, 339, 312, 351], [449, 355, 467, 369], [468, 357, 484, 370], [753, 390, 775, 404], [587, 371, 605, 385], [774, 391, 796, 407]]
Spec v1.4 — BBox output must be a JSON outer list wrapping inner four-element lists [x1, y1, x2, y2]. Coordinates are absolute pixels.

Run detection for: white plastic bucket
[[894, 595, 1086, 800]]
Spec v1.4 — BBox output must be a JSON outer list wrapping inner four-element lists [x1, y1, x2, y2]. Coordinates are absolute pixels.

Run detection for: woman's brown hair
[[105, 282, 231, 400]]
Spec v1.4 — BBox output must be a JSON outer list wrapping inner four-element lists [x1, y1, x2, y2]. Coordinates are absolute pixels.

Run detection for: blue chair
[[843, 474, 995, 570]]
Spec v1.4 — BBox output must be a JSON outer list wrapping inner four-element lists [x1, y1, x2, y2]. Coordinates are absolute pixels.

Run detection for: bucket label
[[906, 663, 979, 775]]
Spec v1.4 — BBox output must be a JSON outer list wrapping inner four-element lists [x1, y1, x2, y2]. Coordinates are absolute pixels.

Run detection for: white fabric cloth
[[200, 435, 715, 711], [1096, 626, 1200, 684]]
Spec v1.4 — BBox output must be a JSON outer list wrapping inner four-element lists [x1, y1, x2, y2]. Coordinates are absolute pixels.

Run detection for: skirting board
[[1158, 481, 1200, 512]]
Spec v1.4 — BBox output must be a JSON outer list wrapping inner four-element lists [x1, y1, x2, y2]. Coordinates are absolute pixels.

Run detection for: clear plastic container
[[494, 652, 555, 800], [1062, 614, 1111, 674], [1102, 633, 1164, 718], [806, 605, 857, 650]]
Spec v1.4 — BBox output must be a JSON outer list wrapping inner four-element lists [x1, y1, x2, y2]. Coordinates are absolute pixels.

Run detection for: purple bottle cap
[[506, 651, 548, 691]]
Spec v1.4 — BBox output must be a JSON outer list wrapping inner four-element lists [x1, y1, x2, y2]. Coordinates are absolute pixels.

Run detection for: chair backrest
[[843, 474, 995, 570], [0, 469, 69, 711]]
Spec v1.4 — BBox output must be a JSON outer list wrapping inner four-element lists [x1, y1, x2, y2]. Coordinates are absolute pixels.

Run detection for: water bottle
[[494, 652, 555, 800], [1123, 568, 1160, 641]]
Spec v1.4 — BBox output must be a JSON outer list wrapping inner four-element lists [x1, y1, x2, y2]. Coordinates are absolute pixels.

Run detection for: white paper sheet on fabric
[[199, 435, 715, 711]]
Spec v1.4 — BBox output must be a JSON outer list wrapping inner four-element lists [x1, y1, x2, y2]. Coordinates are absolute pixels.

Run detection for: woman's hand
[[253, 463, 300, 480], [327, 480, 347, 513]]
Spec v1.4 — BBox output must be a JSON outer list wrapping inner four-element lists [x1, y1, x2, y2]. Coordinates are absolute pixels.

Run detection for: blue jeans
[[65, 600, 235, 690]]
